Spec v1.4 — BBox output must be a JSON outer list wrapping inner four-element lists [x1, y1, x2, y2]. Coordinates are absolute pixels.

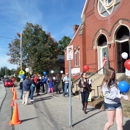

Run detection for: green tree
[[0, 67, 15, 77], [58, 36, 71, 55], [7, 23, 60, 74]]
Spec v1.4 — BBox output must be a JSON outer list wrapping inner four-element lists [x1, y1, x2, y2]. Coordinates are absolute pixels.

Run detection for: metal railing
[[73, 67, 104, 84], [72, 67, 104, 97]]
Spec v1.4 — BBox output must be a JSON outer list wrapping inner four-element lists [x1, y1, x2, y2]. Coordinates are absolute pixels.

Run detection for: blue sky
[[0, 0, 86, 69]]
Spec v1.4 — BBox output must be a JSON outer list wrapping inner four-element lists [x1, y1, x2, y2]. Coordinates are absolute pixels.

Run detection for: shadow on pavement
[[21, 116, 39, 122], [87, 107, 97, 112], [33, 96, 52, 103], [123, 120, 130, 130], [33, 93, 46, 97], [72, 110, 103, 127]]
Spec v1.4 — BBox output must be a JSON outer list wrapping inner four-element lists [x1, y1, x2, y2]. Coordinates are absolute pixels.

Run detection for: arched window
[[74, 48, 80, 67]]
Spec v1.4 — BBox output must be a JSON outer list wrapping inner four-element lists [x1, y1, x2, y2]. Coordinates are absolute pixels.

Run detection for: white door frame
[[97, 45, 107, 74]]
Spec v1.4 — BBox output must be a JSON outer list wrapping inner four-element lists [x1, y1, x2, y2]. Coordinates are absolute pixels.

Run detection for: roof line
[[81, 0, 88, 19]]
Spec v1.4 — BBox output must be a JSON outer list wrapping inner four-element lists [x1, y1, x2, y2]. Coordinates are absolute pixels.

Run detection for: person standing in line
[[36, 79, 41, 96], [63, 73, 69, 97], [30, 76, 36, 101], [22, 76, 31, 105], [19, 78, 24, 100], [55, 74, 61, 94], [43, 75, 48, 94], [78, 72, 91, 114], [61, 74, 65, 93], [48, 77, 54, 96], [101, 67, 129, 130], [41, 76, 45, 93]]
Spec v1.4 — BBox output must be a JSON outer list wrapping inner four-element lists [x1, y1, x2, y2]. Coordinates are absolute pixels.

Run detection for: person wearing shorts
[[101, 67, 129, 130]]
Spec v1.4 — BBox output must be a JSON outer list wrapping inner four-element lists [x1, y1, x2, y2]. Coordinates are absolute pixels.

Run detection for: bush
[[15, 77, 20, 82]]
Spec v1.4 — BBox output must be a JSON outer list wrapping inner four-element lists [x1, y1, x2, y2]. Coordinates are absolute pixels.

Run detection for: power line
[[0, 35, 14, 39]]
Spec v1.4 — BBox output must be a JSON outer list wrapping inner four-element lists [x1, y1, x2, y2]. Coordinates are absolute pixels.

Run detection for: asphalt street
[[0, 81, 130, 130]]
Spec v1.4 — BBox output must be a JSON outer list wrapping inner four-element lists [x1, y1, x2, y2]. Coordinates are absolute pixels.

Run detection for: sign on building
[[67, 45, 73, 60], [125, 68, 130, 76]]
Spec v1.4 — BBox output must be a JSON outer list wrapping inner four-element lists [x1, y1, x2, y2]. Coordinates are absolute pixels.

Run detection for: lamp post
[[17, 33, 22, 70]]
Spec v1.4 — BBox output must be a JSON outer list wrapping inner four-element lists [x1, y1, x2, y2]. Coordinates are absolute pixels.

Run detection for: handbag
[[89, 88, 92, 92], [87, 84, 92, 92]]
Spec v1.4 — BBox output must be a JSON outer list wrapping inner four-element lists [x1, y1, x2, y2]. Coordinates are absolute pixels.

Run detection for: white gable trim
[[81, 0, 88, 19]]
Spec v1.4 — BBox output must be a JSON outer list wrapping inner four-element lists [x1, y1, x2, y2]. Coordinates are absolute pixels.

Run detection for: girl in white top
[[101, 67, 129, 130]]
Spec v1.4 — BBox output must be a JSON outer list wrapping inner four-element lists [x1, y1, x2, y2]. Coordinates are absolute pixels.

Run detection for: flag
[[103, 56, 107, 68]]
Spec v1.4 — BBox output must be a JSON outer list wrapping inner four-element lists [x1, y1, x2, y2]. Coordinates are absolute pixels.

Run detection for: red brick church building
[[65, 0, 130, 74]]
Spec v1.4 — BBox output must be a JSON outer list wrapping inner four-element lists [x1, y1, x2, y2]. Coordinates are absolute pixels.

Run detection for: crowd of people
[[19, 73, 70, 105]]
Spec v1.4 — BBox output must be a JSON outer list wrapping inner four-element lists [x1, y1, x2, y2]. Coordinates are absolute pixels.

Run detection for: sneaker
[[22, 102, 24, 105], [30, 99, 34, 101]]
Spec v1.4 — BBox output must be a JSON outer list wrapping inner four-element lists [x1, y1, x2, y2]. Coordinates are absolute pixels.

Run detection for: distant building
[[65, 0, 129, 74]]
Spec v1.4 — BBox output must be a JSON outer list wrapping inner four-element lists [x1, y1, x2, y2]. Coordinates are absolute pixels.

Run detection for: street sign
[[67, 45, 73, 60], [19, 70, 25, 75]]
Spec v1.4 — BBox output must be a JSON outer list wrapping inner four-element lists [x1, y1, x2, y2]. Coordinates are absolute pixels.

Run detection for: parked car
[[4, 79, 14, 87]]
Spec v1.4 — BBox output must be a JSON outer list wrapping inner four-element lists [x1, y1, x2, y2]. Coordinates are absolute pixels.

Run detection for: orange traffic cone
[[10, 100, 15, 106], [12, 90, 17, 100], [11, 86, 14, 92], [9, 103, 21, 125]]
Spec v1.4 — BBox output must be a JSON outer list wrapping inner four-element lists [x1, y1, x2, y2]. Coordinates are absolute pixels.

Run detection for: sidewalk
[[12, 86, 130, 130], [1, 83, 130, 130]]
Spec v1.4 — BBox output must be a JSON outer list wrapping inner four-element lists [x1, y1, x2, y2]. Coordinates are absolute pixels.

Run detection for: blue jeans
[[63, 83, 69, 96], [20, 89, 23, 99], [30, 86, 35, 100], [81, 91, 89, 103]]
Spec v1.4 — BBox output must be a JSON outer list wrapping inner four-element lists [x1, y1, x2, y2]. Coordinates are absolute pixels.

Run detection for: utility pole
[[17, 33, 22, 70], [5, 67, 6, 76]]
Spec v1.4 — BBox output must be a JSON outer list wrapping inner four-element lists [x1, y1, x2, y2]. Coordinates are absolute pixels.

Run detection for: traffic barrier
[[9, 103, 21, 125], [10, 100, 15, 106], [11, 86, 15, 92], [12, 90, 17, 100]]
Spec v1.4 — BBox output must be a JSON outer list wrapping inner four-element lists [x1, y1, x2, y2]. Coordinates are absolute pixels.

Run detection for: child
[[48, 77, 54, 96]]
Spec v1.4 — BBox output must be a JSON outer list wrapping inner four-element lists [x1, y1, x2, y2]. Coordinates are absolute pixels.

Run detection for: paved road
[[0, 81, 6, 111], [0, 82, 130, 130]]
